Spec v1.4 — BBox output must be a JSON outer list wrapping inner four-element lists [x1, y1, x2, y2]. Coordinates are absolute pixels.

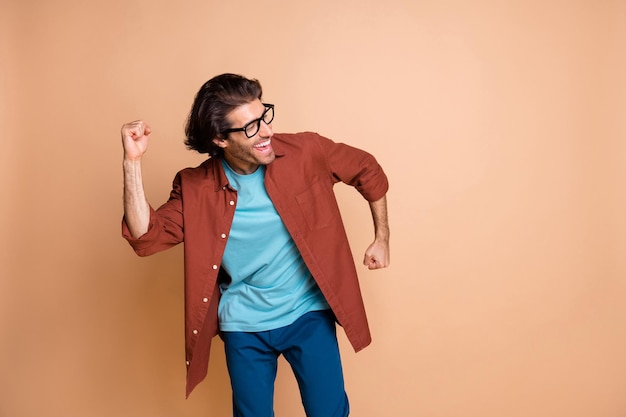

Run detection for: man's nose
[[259, 120, 273, 137]]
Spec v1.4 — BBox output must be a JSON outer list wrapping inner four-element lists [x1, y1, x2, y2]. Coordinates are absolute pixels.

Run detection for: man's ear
[[212, 136, 228, 149]]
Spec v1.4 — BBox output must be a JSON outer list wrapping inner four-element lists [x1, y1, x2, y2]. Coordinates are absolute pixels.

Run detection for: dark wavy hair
[[184, 73, 263, 157]]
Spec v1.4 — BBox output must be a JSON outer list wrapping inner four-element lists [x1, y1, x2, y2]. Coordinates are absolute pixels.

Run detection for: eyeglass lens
[[244, 106, 274, 138]]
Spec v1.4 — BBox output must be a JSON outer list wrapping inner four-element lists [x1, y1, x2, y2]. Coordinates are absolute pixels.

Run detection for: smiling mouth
[[253, 139, 272, 151]]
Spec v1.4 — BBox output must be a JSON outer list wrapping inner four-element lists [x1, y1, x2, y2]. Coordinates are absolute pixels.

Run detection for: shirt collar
[[208, 134, 286, 191], [207, 157, 230, 191]]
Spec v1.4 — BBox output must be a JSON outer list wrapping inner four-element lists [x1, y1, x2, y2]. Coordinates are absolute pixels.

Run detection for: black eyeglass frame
[[221, 103, 275, 138]]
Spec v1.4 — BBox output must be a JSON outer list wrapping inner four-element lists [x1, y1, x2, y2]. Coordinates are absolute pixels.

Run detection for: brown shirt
[[122, 132, 389, 397]]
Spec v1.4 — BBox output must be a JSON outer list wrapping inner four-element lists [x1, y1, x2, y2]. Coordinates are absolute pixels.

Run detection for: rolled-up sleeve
[[121, 173, 185, 256], [316, 134, 389, 201]]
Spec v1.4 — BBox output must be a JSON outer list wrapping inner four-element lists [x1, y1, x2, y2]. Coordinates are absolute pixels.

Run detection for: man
[[121, 73, 389, 417]]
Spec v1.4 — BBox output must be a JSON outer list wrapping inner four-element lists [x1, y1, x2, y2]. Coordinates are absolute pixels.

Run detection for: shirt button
[[192, 329, 198, 335], [229, 200, 235, 206], [220, 233, 226, 239], [212, 265, 218, 270], [186, 360, 190, 366], [203, 297, 209, 303]]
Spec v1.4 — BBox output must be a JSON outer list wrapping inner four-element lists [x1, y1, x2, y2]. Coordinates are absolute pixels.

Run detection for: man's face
[[214, 99, 275, 175]]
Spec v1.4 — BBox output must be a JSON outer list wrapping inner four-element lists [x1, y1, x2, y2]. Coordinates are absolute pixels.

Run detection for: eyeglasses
[[222, 103, 275, 138]]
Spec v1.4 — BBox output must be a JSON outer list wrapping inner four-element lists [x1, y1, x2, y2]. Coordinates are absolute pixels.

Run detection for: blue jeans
[[222, 310, 350, 417]]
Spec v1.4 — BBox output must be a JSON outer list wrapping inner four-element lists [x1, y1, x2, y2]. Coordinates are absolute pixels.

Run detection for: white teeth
[[254, 139, 271, 148]]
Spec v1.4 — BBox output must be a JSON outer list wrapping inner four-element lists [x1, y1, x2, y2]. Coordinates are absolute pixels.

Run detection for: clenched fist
[[121, 120, 152, 161]]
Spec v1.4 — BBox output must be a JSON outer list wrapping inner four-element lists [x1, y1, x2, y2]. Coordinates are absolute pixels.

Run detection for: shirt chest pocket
[[295, 180, 337, 230]]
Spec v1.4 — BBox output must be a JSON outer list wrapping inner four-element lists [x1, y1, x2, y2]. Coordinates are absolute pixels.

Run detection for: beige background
[[1, 0, 625, 416]]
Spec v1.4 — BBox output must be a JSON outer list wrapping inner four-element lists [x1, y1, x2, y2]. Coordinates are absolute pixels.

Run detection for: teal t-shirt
[[218, 160, 329, 332]]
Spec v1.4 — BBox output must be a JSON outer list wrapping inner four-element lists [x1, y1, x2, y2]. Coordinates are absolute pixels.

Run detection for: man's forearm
[[123, 159, 150, 238], [369, 195, 389, 242]]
